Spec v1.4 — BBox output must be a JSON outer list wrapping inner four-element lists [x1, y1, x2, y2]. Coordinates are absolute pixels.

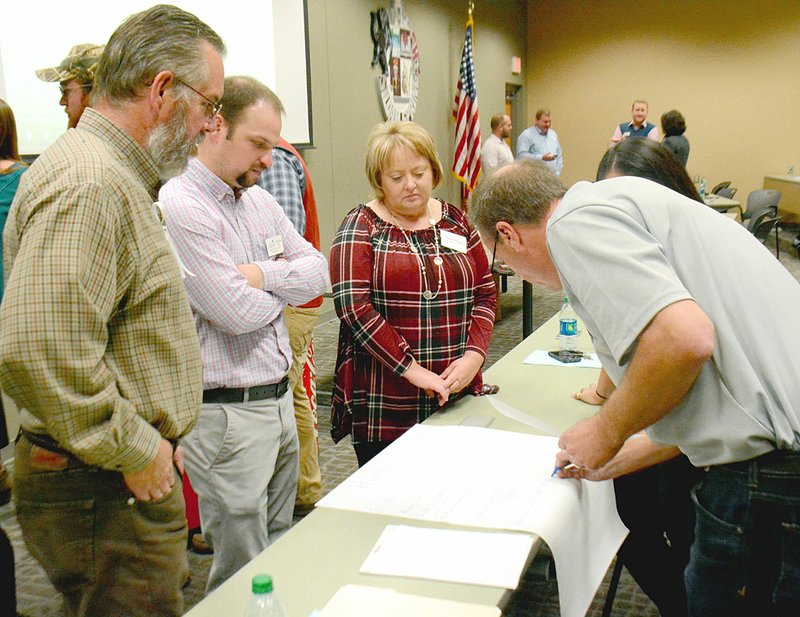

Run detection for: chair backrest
[[744, 189, 781, 219], [711, 181, 731, 194], [717, 187, 737, 199], [748, 208, 780, 245]]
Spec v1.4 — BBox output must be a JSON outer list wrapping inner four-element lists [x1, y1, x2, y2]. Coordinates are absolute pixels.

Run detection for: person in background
[[160, 76, 329, 593], [610, 99, 660, 145], [0, 95, 26, 617], [591, 137, 705, 617], [598, 137, 701, 202], [516, 108, 563, 176], [480, 113, 514, 178], [258, 137, 324, 516], [661, 109, 690, 167], [0, 98, 27, 299], [330, 121, 496, 466], [0, 7, 225, 616], [36, 43, 105, 129], [471, 160, 800, 617]]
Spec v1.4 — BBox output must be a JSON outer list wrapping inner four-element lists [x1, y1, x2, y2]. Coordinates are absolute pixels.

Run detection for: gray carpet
[[2, 226, 798, 616]]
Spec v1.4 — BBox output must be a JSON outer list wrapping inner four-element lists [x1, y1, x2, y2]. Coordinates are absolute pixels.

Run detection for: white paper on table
[[361, 524, 534, 589], [486, 396, 561, 436], [523, 349, 603, 368], [317, 424, 628, 617], [318, 584, 501, 617]]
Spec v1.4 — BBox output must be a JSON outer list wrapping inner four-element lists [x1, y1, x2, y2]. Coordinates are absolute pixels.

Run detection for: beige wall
[[526, 0, 800, 200], [302, 0, 527, 256]]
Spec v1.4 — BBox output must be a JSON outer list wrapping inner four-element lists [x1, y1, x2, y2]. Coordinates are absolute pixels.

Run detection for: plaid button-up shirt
[[0, 108, 204, 472]]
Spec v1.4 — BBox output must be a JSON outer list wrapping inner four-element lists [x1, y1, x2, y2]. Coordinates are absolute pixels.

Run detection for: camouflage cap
[[35, 44, 105, 84]]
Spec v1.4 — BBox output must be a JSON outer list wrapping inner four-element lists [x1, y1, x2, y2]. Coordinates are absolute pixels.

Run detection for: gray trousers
[[182, 390, 299, 593]]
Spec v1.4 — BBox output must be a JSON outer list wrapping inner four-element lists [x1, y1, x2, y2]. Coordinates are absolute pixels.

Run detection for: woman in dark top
[[591, 137, 704, 617], [661, 109, 690, 167]]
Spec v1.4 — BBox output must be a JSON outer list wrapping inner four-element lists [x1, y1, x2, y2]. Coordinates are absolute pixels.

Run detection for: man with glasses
[[36, 43, 105, 129], [472, 160, 800, 616], [0, 7, 225, 616], [160, 76, 329, 593]]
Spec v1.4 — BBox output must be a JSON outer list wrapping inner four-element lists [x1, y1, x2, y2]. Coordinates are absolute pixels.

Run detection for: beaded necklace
[[386, 202, 443, 300]]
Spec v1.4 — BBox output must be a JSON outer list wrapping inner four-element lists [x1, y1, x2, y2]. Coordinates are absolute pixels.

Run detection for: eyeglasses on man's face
[[175, 77, 222, 119]]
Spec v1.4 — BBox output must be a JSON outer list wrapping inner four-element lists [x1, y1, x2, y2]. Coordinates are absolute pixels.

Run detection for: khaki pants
[[283, 305, 322, 507]]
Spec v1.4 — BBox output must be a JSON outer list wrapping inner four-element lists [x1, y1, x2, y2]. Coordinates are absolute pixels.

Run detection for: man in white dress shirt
[[480, 113, 514, 178]]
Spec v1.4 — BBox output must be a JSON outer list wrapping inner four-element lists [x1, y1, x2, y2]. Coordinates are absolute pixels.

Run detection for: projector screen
[[0, 0, 312, 155]]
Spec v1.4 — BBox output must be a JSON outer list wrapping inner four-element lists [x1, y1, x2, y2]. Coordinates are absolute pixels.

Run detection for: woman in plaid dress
[[330, 122, 496, 466]]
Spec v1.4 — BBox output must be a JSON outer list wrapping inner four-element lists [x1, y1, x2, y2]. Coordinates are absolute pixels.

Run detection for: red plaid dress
[[330, 201, 496, 444]]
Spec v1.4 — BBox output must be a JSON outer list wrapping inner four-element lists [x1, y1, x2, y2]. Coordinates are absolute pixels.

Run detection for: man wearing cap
[[36, 44, 104, 129]]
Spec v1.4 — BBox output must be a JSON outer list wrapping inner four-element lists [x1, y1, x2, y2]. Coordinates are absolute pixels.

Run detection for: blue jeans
[[685, 451, 800, 617]]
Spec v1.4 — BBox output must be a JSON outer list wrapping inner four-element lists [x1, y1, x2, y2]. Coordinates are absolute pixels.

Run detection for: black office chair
[[710, 181, 731, 195], [716, 187, 737, 199], [748, 207, 781, 258]]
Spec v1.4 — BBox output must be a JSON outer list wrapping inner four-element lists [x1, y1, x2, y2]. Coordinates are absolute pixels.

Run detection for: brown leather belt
[[203, 377, 289, 404]]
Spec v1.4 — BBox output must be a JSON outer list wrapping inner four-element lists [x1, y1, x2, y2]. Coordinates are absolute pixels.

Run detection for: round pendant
[[423, 290, 433, 300], [429, 218, 436, 226], [433, 256, 443, 266], [410, 244, 419, 253]]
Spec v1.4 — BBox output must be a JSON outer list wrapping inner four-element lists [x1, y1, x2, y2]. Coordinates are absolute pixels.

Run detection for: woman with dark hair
[[660, 109, 690, 167], [572, 139, 705, 617], [0, 96, 25, 617], [598, 136, 700, 201]]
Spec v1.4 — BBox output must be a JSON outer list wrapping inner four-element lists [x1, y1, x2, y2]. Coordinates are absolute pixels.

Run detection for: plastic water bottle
[[558, 297, 579, 352], [698, 177, 706, 199], [244, 575, 287, 617]]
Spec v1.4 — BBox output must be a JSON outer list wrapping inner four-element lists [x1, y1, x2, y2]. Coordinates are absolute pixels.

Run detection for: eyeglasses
[[490, 228, 499, 272], [175, 77, 222, 118], [59, 83, 92, 97]]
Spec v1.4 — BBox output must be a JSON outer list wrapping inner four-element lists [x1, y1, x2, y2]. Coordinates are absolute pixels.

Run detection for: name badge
[[440, 229, 467, 253], [265, 235, 284, 257]]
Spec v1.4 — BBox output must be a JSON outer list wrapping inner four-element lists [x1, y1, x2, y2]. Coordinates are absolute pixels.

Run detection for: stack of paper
[[361, 524, 534, 589]]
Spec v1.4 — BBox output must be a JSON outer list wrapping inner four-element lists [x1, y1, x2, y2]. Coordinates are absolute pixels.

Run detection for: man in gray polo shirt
[[471, 160, 800, 616]]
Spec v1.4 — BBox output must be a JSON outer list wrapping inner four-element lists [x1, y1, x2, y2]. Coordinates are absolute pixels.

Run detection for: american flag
[[452, 14, 481, 196]]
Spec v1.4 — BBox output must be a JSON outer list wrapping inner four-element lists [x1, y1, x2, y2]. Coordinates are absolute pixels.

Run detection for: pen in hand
[[551, 463, 579, 477]]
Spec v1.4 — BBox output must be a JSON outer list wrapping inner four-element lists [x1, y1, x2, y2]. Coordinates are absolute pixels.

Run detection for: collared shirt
[[257, 147, 307, 235], [0, 108, 203, 472], [516, 126, 563, 176], [160, 158, 329, 389], [547, 177, 800, 466], [480, 134, 514, 178], [611, 121, 660, 144]]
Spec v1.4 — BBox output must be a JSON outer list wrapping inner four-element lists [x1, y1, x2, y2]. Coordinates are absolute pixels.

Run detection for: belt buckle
[[29, 444, 70, 471]]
